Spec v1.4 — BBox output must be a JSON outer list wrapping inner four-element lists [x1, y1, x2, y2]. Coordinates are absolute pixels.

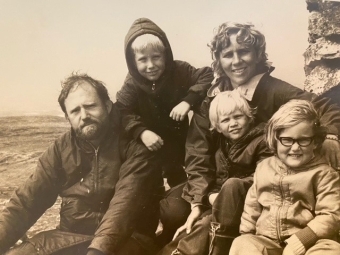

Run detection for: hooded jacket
[[209, 124, 272, 194], [116, 18, 213, 140], [184, 68, 340, 205], [182, 123, 272, 204], [240, 155, 340, 254], [0, 103, 162, 254]]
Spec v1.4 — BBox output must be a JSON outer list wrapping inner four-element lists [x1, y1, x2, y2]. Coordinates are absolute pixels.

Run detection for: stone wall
[[304, 0, 340, 95]]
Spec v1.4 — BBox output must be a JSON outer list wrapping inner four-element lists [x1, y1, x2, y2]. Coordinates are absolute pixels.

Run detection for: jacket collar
[[220, 122, 265, 149], [236, 73, 266, 101], [207, 63, 275, 98]]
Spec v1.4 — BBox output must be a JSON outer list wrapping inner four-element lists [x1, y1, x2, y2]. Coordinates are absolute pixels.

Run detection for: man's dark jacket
[[0, 103, 163, 254]]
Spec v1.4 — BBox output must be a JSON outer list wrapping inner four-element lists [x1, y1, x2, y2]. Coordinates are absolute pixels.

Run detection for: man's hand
[[321, 137, 340, 170], [170, 101, 191, 121], [172, 205, 203, 240], [140, 130, 164, 151]]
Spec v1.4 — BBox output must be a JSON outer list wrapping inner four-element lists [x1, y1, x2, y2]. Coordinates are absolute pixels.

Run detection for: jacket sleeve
[[272, 78, 340, 135], [88, 139, 160, 254], [116, 75, 148, 140], [285, 167, 340, 254], [0, 143, 61, 253], [208, 134, 272, 195], [310, 95, 340, 135], [182, 98, 217, 205], [239, 168, 262, 234], [176, 61, 214, 108], [254, 135, 273, 164]]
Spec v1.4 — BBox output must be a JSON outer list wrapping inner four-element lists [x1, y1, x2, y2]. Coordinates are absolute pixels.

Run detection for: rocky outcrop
[[304, 0, 340, 94], [304, 64, 340, 94]]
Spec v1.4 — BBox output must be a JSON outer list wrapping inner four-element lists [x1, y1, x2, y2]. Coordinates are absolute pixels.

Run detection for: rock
[[304, 64, 340, 94], [306, 0, 320, 12], [304, 37, 340, 69], [305, 0, 340, 94], [308, 10, 340, 42]]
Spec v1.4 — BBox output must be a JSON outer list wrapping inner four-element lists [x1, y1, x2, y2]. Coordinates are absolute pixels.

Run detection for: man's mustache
[[80, 120, 99, 129]]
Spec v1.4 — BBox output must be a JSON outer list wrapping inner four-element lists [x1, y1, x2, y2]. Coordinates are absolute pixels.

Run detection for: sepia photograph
[[0, 0, 339, 254]]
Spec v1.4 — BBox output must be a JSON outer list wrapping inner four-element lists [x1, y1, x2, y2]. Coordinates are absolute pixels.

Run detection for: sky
[[0, 0, 309, 116]]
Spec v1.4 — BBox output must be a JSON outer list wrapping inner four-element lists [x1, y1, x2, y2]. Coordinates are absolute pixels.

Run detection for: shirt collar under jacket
[[236, 73, 266, 101], [207, 72, 265, 100], [207, 61, 274, 99]]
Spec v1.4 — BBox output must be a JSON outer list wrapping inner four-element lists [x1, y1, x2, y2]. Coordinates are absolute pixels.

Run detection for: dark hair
[[58, 73, 110, 114], [208, 22, 267, 79]]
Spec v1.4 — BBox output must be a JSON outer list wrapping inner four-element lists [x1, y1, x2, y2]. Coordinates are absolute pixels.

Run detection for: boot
[[208, 222, 234, 255]]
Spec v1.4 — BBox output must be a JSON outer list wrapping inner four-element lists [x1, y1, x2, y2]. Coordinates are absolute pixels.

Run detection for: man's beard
[[75, 120, 103, 141]]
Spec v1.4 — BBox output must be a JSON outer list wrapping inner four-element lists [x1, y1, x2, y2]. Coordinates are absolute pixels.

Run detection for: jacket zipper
[[86, 141, 100, 195], [152, 82, 155, 90], [276, 175, 284, 244], [93, 147, 99, 194], [208, 222, 221, 255]]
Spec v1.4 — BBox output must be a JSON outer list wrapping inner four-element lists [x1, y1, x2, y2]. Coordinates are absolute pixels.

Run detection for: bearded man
[[0, 74, 163, 255]]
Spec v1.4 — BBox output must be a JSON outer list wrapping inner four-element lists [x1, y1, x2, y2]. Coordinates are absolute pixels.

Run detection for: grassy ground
[[0, 115, 69, 237]]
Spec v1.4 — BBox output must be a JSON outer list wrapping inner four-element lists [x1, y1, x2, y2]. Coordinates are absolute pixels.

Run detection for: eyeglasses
[[278, 137, 314, 147]]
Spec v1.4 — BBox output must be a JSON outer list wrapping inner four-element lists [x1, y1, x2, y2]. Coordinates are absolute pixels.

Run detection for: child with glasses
[[230, 99, 340, 255]]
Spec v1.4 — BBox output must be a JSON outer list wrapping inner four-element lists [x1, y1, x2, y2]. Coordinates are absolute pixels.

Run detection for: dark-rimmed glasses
[[278, 137, 314, 147]]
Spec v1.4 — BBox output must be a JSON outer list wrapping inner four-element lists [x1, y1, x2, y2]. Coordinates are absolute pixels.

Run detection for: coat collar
[[207, 63, 274, 98]]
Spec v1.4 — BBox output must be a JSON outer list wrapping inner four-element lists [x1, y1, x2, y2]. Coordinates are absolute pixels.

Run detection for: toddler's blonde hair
[[209, 90, 255, 132]]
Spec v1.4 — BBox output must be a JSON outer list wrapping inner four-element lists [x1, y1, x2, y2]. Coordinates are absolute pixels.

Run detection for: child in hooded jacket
[[230, 100, 340, 255], [116, 18, 213, 188], [116, 18, 214, 247]]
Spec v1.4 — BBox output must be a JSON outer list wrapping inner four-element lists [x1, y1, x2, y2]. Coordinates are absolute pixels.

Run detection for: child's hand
[[172, 204, 203, 240], [170, 101, 191, 121], [140, 130, 164, 151], [284, 235, 305, 255], [208, 193, 218, 205], [282, 245, 297, 255]]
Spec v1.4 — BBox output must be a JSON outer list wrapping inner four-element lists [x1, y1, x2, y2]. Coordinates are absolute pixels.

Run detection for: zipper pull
[[208, 222, 220, 255], [94, 147, 99, 158], [152, 82, 155, 91]]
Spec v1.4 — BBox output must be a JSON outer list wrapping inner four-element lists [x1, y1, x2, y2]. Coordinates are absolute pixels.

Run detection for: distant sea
[[0, 110, 64, 117]]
